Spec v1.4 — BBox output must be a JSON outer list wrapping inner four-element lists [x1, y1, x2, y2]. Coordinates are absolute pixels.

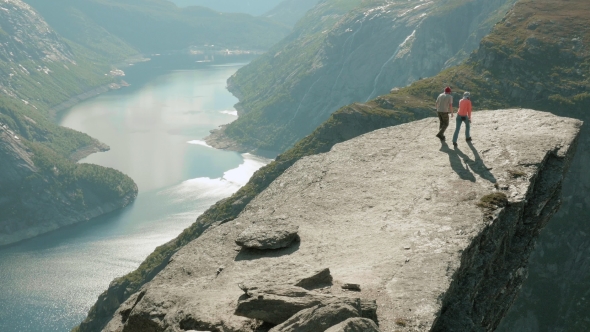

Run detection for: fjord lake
[[0, 54, 268, 332]]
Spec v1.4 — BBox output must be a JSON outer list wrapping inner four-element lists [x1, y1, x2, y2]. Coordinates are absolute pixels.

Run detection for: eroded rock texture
[[105, 110, 581, 332]]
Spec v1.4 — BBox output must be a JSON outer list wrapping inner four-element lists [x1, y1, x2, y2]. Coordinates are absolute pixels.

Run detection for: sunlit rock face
[[211, 0, 517, 153], [0, 0, 74, 63], [106, 110, 581, 332], [0, 0, 76, 98]]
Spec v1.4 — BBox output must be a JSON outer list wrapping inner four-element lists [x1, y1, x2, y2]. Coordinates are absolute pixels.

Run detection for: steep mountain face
[[23, 0, 290, 53], [0, 0, 136, 114], [101, 110, 581, 332], [0, 0, 74, 63], [209, 0, 517, 153], [0, 1, 138, 245], [78, 0, 590, 331]]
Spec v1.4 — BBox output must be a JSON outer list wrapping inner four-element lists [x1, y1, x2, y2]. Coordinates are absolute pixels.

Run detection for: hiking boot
[[466, 137, 472, 141], [436, 134, 445, 140]]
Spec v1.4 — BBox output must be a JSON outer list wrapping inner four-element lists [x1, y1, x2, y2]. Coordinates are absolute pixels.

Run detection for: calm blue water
[[0, 54, 268, 332]]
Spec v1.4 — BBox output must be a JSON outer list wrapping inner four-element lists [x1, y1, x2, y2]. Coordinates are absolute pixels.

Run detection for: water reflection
[[0, 56, 268, 332]]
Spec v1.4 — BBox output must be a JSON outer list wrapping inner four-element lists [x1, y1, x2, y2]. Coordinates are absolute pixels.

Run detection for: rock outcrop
[[103, 110, 581, 332], [235, 220, 299, 250]]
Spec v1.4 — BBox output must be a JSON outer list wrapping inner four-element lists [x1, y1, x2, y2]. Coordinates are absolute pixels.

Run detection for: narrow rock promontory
[[104, 110, 581, 331]]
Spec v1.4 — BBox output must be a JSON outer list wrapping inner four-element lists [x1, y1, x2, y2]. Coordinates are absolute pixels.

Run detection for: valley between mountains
[[1, 0, 589, 331]]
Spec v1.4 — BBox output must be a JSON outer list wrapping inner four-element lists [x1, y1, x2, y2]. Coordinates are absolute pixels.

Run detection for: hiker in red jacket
[[435, 86, 453, 140], [452, 91, 473, 147]]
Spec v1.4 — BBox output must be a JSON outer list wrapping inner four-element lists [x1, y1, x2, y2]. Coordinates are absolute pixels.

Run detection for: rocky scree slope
[[103, 110, 581, 332], [78, 0, 590, 330], [0, 0, 129, 111], [208, 0, 517, 153]]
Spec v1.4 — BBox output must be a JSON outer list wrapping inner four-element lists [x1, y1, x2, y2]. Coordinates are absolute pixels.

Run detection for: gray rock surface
[[324, 318, 380, 332], [236, 222, 299, 250], [104, 110, 581, 332], [234, 285, 371, 325], [268, 303, 360, 332]]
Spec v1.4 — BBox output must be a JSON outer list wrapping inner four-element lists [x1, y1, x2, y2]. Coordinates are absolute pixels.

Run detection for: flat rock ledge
[[104, 110, 581, 332], [236, 222, 299, 250]]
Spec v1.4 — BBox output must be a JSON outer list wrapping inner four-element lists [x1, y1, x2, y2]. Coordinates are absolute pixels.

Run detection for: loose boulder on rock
[[235, 222, 299, 250], [269, 303, 360, 332], [324, 318, 381, 332]]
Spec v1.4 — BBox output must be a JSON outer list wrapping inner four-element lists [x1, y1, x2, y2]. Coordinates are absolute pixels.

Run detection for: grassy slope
[[1, 95, 137, 227], [1, 2, 139, 241], [77, 0, 590, 330]]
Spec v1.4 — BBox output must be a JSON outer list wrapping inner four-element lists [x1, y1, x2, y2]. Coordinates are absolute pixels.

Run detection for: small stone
[[294, 268, 333, 290], [341, 284, 361, 291], [324, 317, 380, 332]]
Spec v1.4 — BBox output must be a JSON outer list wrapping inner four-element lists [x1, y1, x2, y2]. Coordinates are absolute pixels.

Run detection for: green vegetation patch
[[477, 192, 509, 210], [508, 169, 527, 179]]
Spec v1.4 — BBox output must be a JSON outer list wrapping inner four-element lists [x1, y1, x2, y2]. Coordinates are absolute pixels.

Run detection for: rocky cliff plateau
[[103, 110, 581, 332]]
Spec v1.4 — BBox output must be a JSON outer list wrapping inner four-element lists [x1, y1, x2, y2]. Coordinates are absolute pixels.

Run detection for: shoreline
[[51, 55, 150, 122], [205, 74, 279, 159], [205, 125, 279, 159]]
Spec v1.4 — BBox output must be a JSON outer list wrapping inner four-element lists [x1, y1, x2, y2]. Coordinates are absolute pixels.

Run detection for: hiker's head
[[463, 91, 470, 99], [445, 86, 451, 94]]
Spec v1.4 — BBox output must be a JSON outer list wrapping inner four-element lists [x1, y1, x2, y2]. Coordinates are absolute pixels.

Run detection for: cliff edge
[[103, 109, 581, 332]]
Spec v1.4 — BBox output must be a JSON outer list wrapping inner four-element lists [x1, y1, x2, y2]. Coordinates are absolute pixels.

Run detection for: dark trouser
[[453, 116, 471, 143], [437, 112, 450, 137]]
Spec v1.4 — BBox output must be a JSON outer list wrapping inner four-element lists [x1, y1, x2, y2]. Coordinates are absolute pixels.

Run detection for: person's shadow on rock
[[440, 141, 476, 182], [457, 142, 497, 184]]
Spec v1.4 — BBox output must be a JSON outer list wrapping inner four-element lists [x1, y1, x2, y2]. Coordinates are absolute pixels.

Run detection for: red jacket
[[457, 98, 472, 120]]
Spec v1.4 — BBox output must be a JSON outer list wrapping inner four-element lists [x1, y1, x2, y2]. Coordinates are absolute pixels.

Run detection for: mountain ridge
[[208, 0, 518, 154], [23, 0, 291, 53]]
